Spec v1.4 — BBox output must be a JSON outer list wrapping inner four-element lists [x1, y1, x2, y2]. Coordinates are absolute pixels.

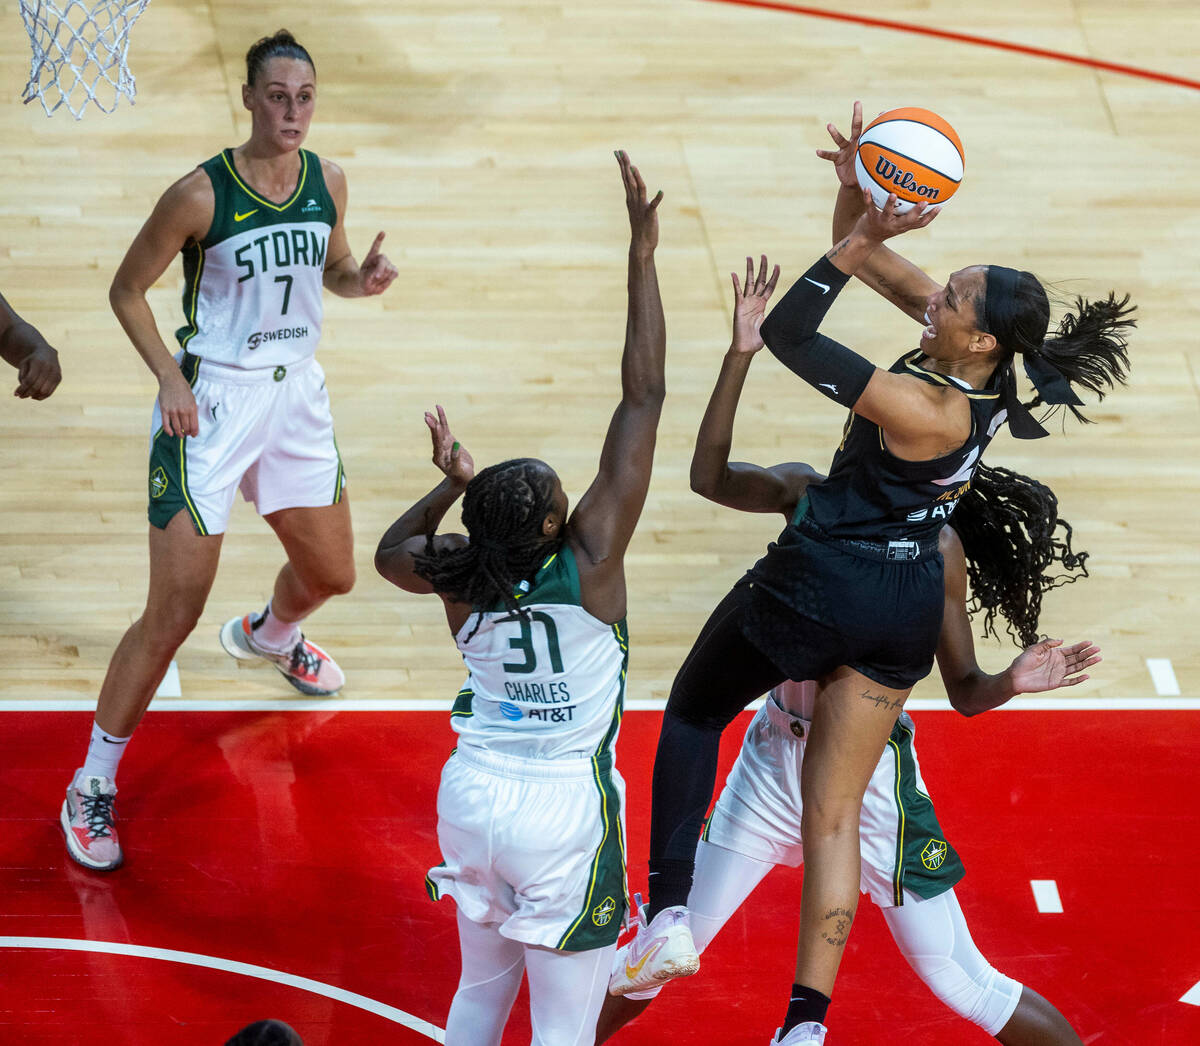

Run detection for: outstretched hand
[[730, 255, 781, 354], [426, 404, 475, 487], [1009, 638, 1102, 694], [358, 232, 398, 296], [853, 188, 939, 243], [816, 100, 864, 189], [616, 150, 662, 255]]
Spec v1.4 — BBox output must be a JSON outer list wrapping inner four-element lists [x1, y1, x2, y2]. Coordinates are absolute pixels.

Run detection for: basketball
[[855, 107, 965, 213]]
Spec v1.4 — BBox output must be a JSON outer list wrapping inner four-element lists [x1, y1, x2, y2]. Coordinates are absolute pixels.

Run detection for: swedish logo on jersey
[[921, 839, 948, 871], [150, 467, 169, 499], [591, 896, 617, 927]]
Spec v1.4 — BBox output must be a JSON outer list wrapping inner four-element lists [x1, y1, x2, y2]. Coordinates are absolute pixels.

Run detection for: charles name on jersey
[[504, 680, 573, 703]]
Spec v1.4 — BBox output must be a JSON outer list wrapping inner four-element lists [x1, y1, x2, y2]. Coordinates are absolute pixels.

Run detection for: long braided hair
[[975, 269, 1134, 428], [949, 463, 1089, 647], [412, 458, 562, 641]]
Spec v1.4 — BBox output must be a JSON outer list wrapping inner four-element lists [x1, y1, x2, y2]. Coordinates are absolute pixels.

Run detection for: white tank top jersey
[[450, 545, 628, 762], [174, 149, 337, 369]]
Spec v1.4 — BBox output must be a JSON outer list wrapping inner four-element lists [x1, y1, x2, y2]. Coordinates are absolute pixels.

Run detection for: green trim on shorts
[[425, 862, 444, 901], [331, 430, 345, 504], [887, 718, 965, 905], [147, 426, 208, 534], [556, 754, 627, 951], [450, 688, 474, 718]]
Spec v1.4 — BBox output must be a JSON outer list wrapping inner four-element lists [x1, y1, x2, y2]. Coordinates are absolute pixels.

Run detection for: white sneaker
[[61, 772, 123, 871], [773, 1022, 828, 1046], [607, 898, 699, 997], [220, 612, 344, 696]]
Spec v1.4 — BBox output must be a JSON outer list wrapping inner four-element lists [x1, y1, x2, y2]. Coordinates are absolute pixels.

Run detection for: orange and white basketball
[[855, 107, 965, 214]]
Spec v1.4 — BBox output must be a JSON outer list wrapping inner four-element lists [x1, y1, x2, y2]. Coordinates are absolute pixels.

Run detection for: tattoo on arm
[[821, 906, 855, 947]]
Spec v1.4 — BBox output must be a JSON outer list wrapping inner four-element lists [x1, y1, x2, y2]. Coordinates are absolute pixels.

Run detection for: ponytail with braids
[[949, 464, 1089, 647], [1028, 291, 1135, 421], [977, 267, 1134, 438], [413, 458, 561, 641]]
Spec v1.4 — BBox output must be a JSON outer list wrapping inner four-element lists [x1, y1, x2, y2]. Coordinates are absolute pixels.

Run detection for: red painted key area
[[4, 709, 1198, 1044]]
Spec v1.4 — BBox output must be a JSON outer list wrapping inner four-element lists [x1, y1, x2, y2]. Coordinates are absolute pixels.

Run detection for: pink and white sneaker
[[61, 773, 122, 872], [220, 613, 345, 696], [773, 1022, 828, 1046], [608, 895, 699, 997]]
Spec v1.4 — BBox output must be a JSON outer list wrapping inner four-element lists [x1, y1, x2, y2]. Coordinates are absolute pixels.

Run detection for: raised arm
[[759, 195, 978, 459], [110, 170, 214, 437], [374, 405, 473, 594], [320, 160, 398, 299], [817, 101, 940, 322], [0, 292, 61, 400], [935, 528, 1101, 717], [566, 152, 665, 617], [690, 255, 821, 516]]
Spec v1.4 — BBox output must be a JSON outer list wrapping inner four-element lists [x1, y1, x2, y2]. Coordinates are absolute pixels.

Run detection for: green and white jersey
[[451, 546, 628, 762], [175, 149, 336, 368]]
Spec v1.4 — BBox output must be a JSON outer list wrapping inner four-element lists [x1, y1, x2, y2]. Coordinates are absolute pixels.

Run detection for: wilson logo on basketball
[[873, 157, 943, 200]]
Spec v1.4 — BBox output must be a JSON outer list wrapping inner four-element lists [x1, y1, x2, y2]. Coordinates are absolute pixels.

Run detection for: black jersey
[[806, 350, 1008, 543]]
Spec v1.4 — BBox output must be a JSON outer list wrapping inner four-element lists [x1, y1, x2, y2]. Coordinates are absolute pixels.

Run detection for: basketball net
[[19, 0, 152, 119]]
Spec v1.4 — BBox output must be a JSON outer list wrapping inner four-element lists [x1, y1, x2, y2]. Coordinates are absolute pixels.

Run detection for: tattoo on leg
[[857, 688, 904, 713], [821, 906, 855, 947]]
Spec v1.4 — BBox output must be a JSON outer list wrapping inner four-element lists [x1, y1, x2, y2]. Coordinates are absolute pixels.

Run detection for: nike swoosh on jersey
[[234, 209, 259, 222], [625, 939, 664, 979], [804, 276, 831, 294]]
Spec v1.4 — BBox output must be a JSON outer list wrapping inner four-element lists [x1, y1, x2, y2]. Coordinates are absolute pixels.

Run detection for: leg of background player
[[525, 941, 617, 1046], [882, 889, 1082, 1045], [444, 908, 525, 1046]]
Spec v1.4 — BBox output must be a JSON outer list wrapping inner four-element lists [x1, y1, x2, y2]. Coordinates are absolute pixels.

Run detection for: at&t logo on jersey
[[498, 701, 523, 721]]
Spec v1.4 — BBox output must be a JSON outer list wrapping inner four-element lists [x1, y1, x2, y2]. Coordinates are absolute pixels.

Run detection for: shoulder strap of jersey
[[896, 350, 1000, 401]]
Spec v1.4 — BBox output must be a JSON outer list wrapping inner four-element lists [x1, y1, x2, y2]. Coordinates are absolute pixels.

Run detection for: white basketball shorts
[[426, 744, 628, 951], [147, 351, 345, 535], [702, 695, 964, 908]]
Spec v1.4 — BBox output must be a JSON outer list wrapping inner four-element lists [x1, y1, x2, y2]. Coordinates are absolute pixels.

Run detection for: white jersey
[[450, 546, 628, 762], [175, 149, 335, 369]]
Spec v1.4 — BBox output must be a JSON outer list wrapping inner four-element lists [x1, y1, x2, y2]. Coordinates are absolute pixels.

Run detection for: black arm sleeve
[[760, 255, 876, 408]]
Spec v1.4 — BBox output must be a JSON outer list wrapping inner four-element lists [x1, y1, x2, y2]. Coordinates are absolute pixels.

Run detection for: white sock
[[79, 720, 131, 784], [253, 601, 302, 653]]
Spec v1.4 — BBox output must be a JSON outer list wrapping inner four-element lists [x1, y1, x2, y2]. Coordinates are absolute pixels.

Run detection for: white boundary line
[[2, 696, 1197, 712], [0, 937, 445, 1042]]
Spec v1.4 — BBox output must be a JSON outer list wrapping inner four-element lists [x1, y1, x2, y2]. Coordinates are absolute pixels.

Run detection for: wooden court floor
[[1, 0, 1199, 1042], [1, 0, 1198, 709]]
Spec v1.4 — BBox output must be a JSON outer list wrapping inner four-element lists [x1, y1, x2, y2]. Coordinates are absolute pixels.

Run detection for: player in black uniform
[[616, 106, 1134, 1046]]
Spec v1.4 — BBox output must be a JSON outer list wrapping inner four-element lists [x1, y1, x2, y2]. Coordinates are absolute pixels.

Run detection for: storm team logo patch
[[150, 467, 168, 499], [921, 839, 948, 870], [591, 896, 617, 927]]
